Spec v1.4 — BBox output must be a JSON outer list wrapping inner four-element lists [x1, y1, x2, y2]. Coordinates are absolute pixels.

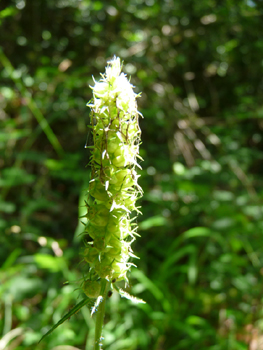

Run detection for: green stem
[[94, 279, 109, 350]]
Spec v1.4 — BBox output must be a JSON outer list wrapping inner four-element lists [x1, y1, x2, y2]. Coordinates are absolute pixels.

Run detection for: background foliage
[[1, 0, 263, 349]]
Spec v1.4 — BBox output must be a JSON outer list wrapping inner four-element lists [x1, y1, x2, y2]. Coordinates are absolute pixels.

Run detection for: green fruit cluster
[[84, 57, 143, 282]]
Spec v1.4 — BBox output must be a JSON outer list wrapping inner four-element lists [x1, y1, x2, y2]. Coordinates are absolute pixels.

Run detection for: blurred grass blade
[[1, 248, 22, 269], [167, 227, 225, 255], [0, 328, 24, 350], [188, 250, 198, 285], [161, 244, 196, 274], [0, 47, 64, 157], [132, 269, 170, 312], [139, 216, 167, 230], [39, 297, 93, 343], [182, 227, 211, 239]]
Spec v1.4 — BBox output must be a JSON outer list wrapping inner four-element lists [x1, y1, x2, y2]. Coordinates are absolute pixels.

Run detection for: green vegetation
[[1, 1, 263, 349]]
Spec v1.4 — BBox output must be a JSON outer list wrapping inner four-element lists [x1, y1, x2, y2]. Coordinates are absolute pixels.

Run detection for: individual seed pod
[[93, 237, 107, 252], [114, 169, 131, 182], [83, 280, 101, 298], [107, 239, 128, 259], [106, 216, 131, 237], [89, 179, 110, 201], [110, 118, 120, 130], [111, 155, 126, 168], [84, 246, 99, 264], [107, 210, 124, 225], [85, 222, 106, 239], [118, 193, 137, 211], [107, 142, 120, 155], [87, 204, 110, 226], [95, 256, 114, 279]]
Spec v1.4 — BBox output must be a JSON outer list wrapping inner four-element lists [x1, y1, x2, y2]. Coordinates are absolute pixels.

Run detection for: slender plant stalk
[[94, 279, 109, 350]]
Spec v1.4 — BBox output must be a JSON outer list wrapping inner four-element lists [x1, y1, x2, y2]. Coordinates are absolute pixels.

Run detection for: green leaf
[[0, 200, 16, 213], [2, 248, 22, 269], [0, 7, 17, 19], [0, 168, 35, 187], [34, 254, 66, 272], [139, 216, 167, 230], [182, 227, 211, 239], [39, 297, 93, 343], [161, 245, 196, 273]]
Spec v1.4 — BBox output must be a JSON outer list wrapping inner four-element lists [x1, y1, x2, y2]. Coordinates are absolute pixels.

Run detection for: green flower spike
[[85, 56, 143, 284], [38, 57, 144, 349]]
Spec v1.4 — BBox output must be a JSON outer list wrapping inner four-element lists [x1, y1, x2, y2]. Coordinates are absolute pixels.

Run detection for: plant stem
[[94, 279, 109, 350]]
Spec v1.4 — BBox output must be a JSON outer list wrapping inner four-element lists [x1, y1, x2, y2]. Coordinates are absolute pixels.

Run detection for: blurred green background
[[1, 0, 263, 349]]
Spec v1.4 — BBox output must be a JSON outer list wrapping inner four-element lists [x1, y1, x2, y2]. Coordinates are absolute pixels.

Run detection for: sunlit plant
[[40, 56, 144, 349], [84, 56, 144, 349]]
